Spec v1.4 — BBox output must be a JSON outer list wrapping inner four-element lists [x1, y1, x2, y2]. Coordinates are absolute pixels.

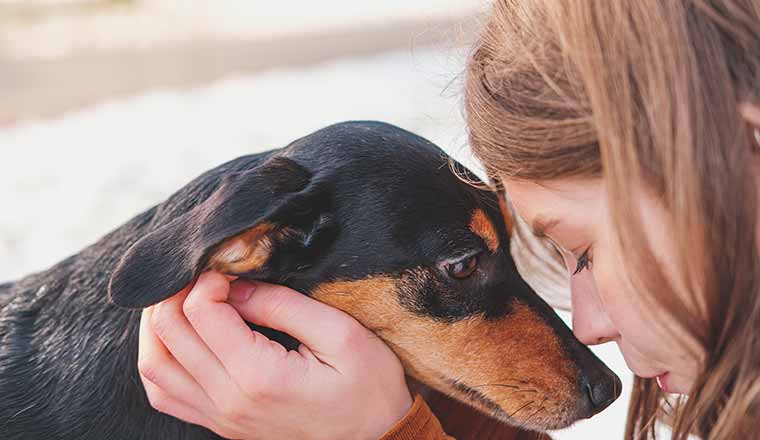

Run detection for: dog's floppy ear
[[109, 156, 335, 309]]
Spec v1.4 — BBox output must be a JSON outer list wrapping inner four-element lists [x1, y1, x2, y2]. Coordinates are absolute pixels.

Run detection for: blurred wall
[[0, 0, 483, 124]]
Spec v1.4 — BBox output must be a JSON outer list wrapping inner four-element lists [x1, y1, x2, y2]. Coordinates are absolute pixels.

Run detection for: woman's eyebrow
[[531, 216, 560, 237]]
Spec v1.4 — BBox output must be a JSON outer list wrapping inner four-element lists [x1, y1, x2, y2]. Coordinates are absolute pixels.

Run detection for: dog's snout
[[579, 367, 622, 417]]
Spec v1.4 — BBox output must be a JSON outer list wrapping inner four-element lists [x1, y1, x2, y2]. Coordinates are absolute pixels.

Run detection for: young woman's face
[[503, 178, 703, 395]]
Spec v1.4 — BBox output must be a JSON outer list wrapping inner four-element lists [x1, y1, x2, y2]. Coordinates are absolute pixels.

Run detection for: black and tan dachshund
[[0, 121, 620, 440]]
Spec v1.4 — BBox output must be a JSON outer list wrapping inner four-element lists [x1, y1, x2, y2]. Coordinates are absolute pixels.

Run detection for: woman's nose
[[570, 271, 618, 345]]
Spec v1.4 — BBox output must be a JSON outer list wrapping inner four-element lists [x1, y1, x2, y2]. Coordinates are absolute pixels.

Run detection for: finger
[[227, 281, 368, 361], [142, 376, 219, 431], [138, 307, 215, 411], [182, 272, 303, 393], [148, 281, 236, 404]]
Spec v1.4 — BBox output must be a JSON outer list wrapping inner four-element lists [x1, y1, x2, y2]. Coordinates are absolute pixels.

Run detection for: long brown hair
[[464, 1, 760, 439]]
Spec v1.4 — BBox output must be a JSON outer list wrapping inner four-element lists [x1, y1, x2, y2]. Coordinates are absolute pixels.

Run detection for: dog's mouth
[[447, 379, 507, 419]]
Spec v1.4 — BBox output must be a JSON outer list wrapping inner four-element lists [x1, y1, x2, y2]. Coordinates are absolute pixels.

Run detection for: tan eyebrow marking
[[469, 209, 499, 253]]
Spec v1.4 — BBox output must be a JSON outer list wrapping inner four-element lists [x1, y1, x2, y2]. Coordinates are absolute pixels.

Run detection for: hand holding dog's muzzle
[[138, 271, 414, 440]]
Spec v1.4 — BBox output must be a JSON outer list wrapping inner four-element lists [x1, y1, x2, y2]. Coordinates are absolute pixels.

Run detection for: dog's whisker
[[468, 383, 520, 389], [518, 397, 547, 429], [521, 406, 545, 428], [500, 377, 531, 385], [508, 400, 535, 419], [468, 378, 526, 386]]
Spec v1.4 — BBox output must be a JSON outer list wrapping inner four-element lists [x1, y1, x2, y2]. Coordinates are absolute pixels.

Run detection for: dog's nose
[[579, 368, 622, 417]]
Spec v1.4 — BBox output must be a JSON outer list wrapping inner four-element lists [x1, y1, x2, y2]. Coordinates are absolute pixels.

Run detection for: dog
[[0, 121, 620, 439]]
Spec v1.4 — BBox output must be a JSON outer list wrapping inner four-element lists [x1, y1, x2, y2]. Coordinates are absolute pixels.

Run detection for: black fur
[[0, 282, 14, 308]]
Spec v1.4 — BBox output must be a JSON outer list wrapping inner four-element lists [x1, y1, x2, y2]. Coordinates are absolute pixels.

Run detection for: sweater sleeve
[[379, 395, 455, 440]]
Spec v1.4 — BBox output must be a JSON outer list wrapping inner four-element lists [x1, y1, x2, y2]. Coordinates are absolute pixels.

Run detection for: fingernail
[[229, 282, 256, 302]]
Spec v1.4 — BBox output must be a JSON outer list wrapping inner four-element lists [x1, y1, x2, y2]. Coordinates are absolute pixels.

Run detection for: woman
[[137, 1, 760, 439]]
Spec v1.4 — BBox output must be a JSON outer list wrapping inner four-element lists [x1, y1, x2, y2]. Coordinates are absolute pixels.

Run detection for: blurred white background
[[0, 1, 631, 438]]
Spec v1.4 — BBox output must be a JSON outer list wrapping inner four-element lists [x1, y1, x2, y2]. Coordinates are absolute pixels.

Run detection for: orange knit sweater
[[379, 395, 453, 440]]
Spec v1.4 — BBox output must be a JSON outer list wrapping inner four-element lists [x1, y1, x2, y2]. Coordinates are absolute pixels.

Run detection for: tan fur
[[312, 276, 580, 426], [470, 209, 500, 253], [207, 223, 275, 273]]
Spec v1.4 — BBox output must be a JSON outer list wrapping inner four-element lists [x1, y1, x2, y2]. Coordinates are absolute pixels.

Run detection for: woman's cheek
[[588, 248, 635, 327], [591, 251, 660, 348], [593, 249, 698, 377]]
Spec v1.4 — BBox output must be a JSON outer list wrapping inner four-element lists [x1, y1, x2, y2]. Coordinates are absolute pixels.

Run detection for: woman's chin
[[657, 372, 692, 395]]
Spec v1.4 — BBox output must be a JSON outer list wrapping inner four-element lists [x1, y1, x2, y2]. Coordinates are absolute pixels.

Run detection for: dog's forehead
[[333, 173, 505, 266]]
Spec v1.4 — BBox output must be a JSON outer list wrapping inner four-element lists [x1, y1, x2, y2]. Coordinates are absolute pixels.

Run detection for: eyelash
[[573, 247, 593, 275]]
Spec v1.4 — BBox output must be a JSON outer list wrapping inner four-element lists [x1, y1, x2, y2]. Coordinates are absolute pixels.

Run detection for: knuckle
[[261, 292, 292, 321], [239, 376, 272, 401], [239, 369, 285, 402], [137, 356, 163, 386], [149, 304, 177, 338], [181, 297, 206, 323], [218, 400, 248, 422]]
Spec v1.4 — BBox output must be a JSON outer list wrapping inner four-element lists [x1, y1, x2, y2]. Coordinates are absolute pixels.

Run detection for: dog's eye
[[446, 254, 479, 279]]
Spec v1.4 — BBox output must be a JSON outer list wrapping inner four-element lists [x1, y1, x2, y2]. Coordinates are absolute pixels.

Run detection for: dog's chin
[[489, 406, 580, 432], [450, 386, 582, 432]]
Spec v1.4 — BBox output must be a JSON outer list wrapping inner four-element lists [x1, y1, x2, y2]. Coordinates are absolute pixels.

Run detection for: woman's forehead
[[502, 177, 605, 235]]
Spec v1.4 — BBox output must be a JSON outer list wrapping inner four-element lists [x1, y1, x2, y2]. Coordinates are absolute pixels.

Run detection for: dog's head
[[109, 121, 620, 430]]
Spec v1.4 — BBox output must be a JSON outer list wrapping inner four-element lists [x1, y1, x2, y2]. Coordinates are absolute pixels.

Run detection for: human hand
[[138, 272, 413, 440]]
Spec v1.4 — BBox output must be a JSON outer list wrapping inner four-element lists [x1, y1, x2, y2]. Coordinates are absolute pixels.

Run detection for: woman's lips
[[656, 373, 670, 393]]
